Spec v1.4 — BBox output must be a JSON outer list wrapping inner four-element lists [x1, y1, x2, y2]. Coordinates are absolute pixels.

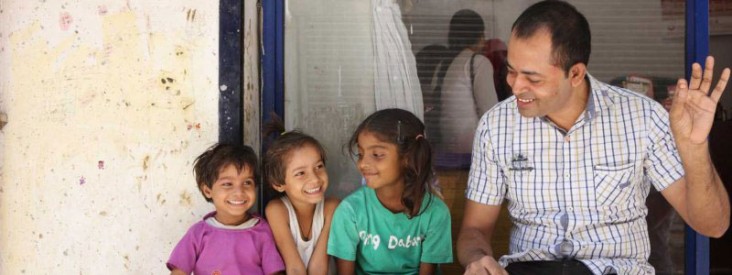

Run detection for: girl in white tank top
[[280, 196, 324, 266], [263, 124, 339, 275]]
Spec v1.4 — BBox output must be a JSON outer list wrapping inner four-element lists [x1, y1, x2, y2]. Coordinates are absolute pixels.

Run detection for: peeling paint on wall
[[0, 1, 219, 274]]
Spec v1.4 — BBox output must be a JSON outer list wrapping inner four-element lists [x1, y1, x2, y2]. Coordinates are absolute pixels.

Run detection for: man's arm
[[661, 153, 729, 237], [663, 56, 731, 237], [457, 200, 507, 275]]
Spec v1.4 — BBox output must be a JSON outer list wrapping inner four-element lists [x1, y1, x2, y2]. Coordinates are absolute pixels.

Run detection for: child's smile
[[278, 144, 328, 205], [356, 131, 404, 190], [203, 164, 257, 226]]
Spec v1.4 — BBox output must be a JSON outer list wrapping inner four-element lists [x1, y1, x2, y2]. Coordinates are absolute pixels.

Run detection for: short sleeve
[[327, 200, 360, 261], [258, 221, 286, 274], [420, 198, 453, 264], [466, 114, 507, 205], [644, 106, 685, 191], [166, 226, 198, 273]]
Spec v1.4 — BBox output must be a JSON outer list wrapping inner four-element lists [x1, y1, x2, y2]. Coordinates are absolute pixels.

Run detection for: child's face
[[202, 163, 257, 226], [356, 131, 404, 190], [275, 144, 328, 205]]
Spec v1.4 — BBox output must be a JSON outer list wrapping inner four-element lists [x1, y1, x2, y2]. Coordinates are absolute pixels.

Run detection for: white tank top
[[281, 196, 324, 266]]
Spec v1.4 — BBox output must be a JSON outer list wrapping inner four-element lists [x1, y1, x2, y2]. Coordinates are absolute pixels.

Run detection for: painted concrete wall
[[0, 1, 221, 273]]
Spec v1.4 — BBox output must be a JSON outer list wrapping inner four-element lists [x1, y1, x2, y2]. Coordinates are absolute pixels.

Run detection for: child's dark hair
[[193, 143, 259, 202], [262, 116, 327, 190], [348, 108, 435, 218]]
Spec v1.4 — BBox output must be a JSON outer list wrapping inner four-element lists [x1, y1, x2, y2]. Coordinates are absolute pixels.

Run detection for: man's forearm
[[457, 227, 495, 267], [678, 141, 730, 237]]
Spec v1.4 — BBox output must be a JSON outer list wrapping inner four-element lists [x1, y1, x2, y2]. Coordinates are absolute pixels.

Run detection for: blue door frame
[[685, 0, 710, 274], [256, 1, 713, 273], [261, 0, 285, 126]]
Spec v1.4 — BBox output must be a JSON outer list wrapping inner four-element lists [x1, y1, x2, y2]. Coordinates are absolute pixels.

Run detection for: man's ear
[[569, 63, 587, 87]]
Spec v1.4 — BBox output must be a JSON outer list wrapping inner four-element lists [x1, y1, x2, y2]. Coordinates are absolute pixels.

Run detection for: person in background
[[263, 119, 339, 275], [167, 143, 285, 275], [483, 38, 512, 102], [437, 9, 498, 159], [457, 1, 730, 274], [328, 108, 453, 274]]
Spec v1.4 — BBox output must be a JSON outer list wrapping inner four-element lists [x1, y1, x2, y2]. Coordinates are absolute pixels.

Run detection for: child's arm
[[265, 199, 308, 275], [170, 269, 187, 275], [419, 197, 454, 273], [336, 258, 356, 275], [307, 198, 340, 275], [418, 263, 436, 275]]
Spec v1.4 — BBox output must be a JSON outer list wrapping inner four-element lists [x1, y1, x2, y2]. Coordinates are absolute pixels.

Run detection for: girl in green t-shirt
[[327, 108, 453, 275]]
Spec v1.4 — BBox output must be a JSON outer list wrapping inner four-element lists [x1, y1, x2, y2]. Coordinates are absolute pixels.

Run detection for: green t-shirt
[[327, 186, 453, 274]]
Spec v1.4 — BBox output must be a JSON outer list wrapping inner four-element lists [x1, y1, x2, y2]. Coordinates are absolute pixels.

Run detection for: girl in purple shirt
[[167, 143, 285, 275]]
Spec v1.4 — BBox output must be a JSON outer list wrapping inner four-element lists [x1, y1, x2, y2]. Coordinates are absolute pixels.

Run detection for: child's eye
[[316, 163, 325, 170], [244, 179, 255, 186], [295, 171, 305, 177], [221, 182, 232, 187]]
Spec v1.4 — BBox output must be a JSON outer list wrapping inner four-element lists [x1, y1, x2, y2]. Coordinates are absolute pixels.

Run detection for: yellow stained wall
[[0, 1, 222, 273]]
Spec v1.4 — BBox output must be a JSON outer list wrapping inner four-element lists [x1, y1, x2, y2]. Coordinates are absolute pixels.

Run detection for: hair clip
[[397, 120, 405, 144]]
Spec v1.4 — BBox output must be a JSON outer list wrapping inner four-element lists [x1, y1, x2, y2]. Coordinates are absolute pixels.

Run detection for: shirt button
[[560, 240, 573, 255], [564, 173, 570, 178], [564, 136, 570, 142], [567, 207, 574, 211]]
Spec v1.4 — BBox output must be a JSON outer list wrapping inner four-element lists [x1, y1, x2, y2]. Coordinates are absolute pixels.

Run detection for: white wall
[[0, 1, 220, 273]]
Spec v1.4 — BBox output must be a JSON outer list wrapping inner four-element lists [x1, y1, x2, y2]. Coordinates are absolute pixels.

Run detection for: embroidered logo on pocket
[[509, 153, 534, 171]]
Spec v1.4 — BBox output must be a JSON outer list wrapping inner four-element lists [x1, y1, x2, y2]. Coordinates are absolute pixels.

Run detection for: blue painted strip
[[262, 0, 277, 124], [218, 0, 243, 144], [262, 0, 285, 122], [684, 0, 710, 274], [275, 0, 285, 117], [260, 0, 285, 212]]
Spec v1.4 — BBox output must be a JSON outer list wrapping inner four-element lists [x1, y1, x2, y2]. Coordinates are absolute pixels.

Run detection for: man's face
[[506, 29, 576, 120]]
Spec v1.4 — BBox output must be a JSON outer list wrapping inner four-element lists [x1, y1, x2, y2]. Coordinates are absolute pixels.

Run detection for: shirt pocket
[[594, 163, 635, 207], [507, 168, 544, 207]]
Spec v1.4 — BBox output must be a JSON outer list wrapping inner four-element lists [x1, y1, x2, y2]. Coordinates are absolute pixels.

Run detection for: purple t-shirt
[[167, 212, 285, 275]]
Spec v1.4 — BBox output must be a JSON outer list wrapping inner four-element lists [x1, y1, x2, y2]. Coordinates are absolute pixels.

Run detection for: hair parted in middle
[[262, 115, 327, 191], [348, 108, 437, 218]]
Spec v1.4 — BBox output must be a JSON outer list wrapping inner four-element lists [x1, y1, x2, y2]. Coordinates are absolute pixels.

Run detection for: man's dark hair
[[512, 0, 591, 74]]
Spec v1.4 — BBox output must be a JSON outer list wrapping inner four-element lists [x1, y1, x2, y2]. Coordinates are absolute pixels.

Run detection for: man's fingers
[[674, 78, 689, 104], [700, 56, 715, 93], [710, 67, 730, 102], [689, 62, 703, 89]]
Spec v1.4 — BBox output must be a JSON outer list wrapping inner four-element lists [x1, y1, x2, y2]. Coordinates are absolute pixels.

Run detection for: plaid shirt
[[466, 75, 684, 275]]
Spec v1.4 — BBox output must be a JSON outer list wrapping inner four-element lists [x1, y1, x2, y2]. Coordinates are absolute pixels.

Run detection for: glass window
[[282, 0, 688, 273]]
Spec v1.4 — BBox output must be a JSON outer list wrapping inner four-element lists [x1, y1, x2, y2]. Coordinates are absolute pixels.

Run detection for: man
[[456, 1, 730, 275]]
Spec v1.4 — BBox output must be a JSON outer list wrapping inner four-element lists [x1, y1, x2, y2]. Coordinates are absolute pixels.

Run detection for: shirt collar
[[585, 73, 615, 121]]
